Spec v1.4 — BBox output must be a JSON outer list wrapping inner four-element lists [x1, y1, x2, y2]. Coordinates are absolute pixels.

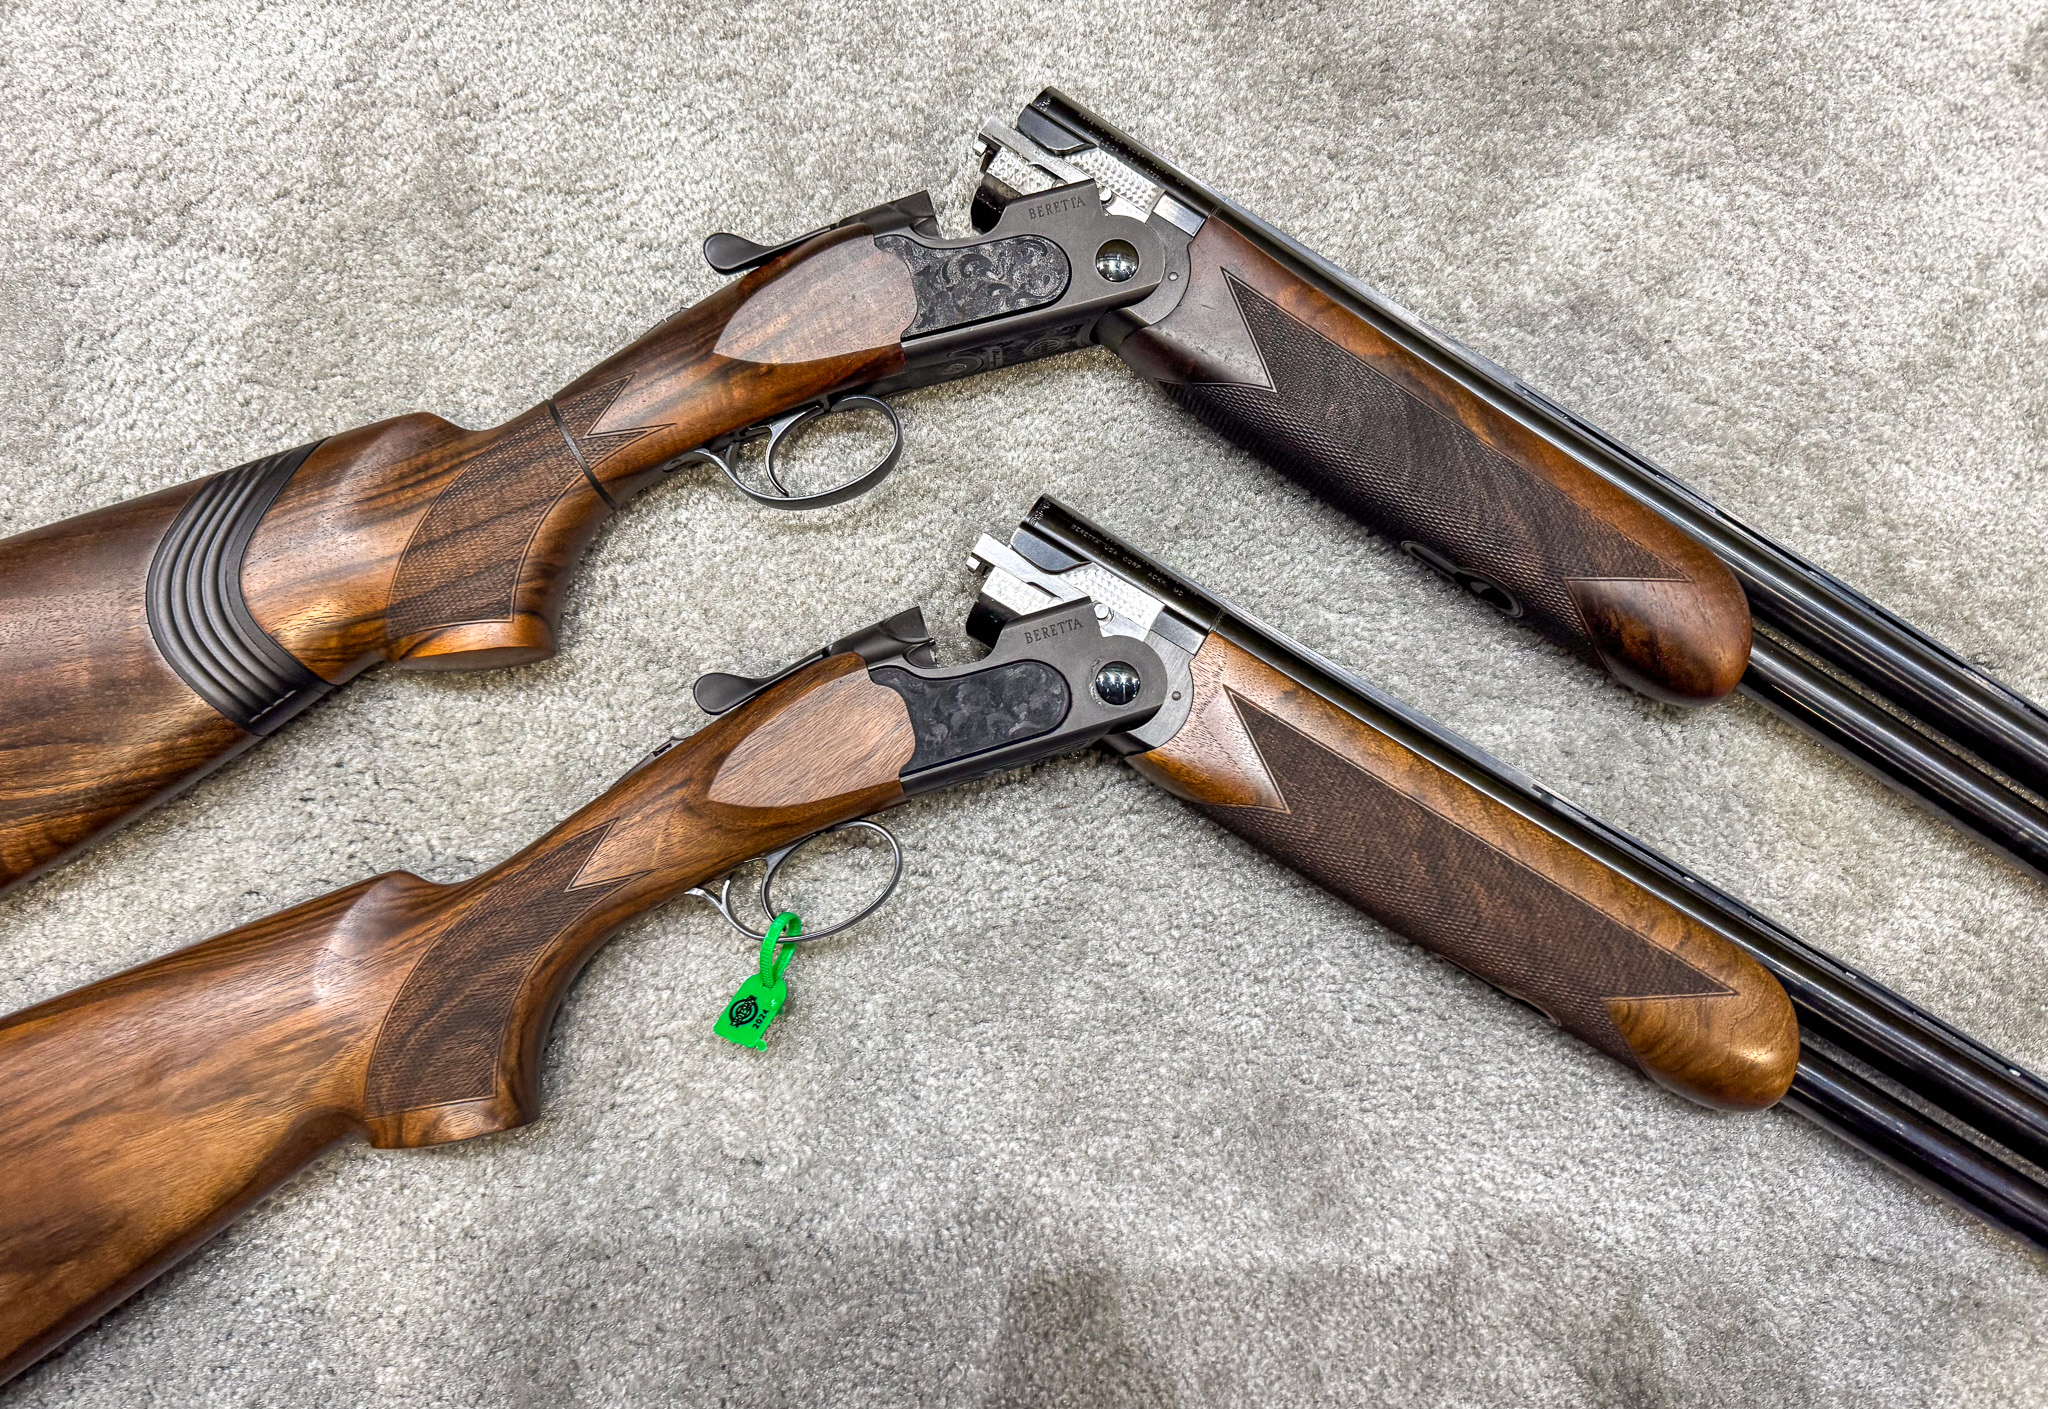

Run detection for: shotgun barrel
[[1021, 87, 2048, 884]]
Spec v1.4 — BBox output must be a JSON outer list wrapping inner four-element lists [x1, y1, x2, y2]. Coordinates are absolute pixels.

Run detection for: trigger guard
[[757, 819, 903, 941], [685, 820, 904, 943], [677, 395, 902, 511]]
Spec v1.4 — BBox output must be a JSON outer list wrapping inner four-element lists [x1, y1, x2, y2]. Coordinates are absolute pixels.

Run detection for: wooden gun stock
[[1128, 633, 1796, 1112], [0, 227, 913, 894], [1111, 220, 1751, 705], [0, 653, 913, 1383], [0, 157, 1756, 908]]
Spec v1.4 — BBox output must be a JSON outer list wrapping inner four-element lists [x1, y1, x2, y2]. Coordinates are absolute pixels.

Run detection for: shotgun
[[1004, 90, 2048, 879], [7, 500, 2047, 1384], [0, 97, 1753, 898], [0, 507, 1791, 1383], [8, 86, 2043, 910]]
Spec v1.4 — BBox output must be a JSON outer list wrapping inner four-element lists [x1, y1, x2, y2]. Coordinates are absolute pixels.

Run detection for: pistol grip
[[235, 227, 916, 683]]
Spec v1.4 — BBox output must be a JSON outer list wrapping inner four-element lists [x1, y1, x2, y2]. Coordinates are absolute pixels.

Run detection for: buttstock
[[0, 873, 436, 1383], [240, 226, 916, 683], [1128, 633, 1797, 1111], [0, 226, 916, 898], [0, 478, 263, 891], [0, 653, 914, 1383], [1112, 219, 1751, 705]]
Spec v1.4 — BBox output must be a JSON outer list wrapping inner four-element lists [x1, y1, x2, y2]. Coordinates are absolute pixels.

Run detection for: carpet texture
[[2, 2, 2046, 1404]]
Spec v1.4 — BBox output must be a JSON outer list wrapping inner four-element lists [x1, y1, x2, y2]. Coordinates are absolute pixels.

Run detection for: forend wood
[[0, 226, 917, 897], [1110, 220, 1753, 706], [1128, 633, 1798, 1112], [0, 652, 914, 1384]]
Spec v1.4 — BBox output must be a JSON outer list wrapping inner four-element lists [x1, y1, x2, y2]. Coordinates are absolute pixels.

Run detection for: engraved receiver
[[0, 92, 1744, 903]]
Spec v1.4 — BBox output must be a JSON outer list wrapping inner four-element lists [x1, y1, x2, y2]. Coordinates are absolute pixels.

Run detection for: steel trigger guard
[[671, 394, 901, 510], [685, 819, 904, 943]]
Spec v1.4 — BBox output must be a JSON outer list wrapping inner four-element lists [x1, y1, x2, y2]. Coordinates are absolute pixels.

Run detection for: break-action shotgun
[[0, 502, 1784, 1384], [5, 499, 2047, 1386], [0, 92, 1753, 899], [11, 85, 2044, 910], [987, 498, 2048, 1254]]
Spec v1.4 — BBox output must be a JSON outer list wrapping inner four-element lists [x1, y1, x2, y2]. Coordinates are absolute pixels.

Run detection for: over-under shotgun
[[0, 95, 1752, 896], [7, 86, 2043, 903], [8, 501, 2048, 1384], [996, 499, 2048, 1254], [0, 506, 1790, 1383]]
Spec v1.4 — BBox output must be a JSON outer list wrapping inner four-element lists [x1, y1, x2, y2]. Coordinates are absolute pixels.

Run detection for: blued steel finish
[[864, 184, 1184, 396], [1743, 633, 2048, 876], [701, 194, 945, 274], [1788, 1053, 2048, 1258], [1010, 495, 2048, 1248], [1022, 87, 2048, 881], [691, 607, 939, 717]]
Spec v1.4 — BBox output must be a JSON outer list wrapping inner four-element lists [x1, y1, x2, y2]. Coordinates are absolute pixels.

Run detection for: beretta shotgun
[[3, 87, 2044, 900], [3, 499, 2046, 1384], [0, 501, 1784, 1383], [0, 92, 1755, 898]]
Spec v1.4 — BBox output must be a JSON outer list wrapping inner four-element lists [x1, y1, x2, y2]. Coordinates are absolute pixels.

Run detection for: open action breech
[[0, 90, 1768, 897], [6, 498, 2047, 1386]]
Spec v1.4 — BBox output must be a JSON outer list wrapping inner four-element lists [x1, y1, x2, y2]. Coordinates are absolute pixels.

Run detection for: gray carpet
[[2, 1, 2046, 1403]]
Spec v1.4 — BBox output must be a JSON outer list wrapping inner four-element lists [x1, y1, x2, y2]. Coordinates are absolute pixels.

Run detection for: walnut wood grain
[[0, 653, 912, 1384], [242, 226, 915, 681], [0, 481, 254, 888], [1130, 634, 1797, 1111], [0, 226, 915, 900], [707, 670, 916, 806], [712, 235, 919, 363], [1113, 220, 1751, 705]]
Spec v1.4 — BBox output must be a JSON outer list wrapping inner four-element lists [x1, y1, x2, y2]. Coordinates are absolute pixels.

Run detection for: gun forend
[[0, 602, 1162, 1384], [1133, 631, 1792, 1109], [974, 497, 1797, 1112], [1005, 89, 1753, 707]]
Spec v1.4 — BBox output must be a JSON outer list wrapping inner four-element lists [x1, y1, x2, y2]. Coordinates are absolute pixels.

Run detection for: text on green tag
[[715, 911, 800, 1049]]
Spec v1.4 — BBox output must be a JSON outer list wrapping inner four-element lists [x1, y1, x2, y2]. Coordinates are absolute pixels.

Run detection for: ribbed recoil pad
[[1112, 222, 1752, 706], [0, 226, 917, 901], [0, 479, 262, 889], [1128, 635, 1797, 1111], [144, 442, 332, 732]]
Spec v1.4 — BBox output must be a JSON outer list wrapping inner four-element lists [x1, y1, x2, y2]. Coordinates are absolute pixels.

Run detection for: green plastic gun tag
[[715, 912, 801, 1049]]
